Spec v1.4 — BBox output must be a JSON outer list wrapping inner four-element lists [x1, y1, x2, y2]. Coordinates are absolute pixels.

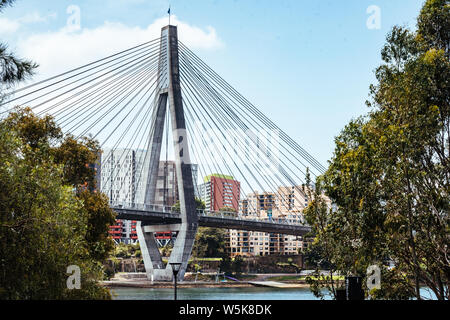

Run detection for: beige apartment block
[[229, 186, 331, 257]]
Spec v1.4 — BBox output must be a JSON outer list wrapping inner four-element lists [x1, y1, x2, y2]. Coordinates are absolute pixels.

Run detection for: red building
[[200, 174, 241, 212]]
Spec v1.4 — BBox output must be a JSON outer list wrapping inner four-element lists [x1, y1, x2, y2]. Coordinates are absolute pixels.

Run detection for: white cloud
[[0, 17, 20, 34], [0, 12, 57, 34], [18, 12, 52, 24], [17, 15, 224, 81]]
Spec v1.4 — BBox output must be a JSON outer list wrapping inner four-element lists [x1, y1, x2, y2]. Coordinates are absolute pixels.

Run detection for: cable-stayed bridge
[[113, 203, 311, 236], [1, 25, 326, 281]]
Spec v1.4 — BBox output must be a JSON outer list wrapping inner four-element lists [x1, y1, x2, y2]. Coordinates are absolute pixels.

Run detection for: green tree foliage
[[0, 1, 114, 299], [53, 135, 101, 188], [160, 244, 173, 258], [219, 255, 245, 277], [303, 171, 347, 299], [0, 108, 116, 299], [192, 227, 228, 258], [305, 0, 449, 300], [78, 190, 116, 261], [232, 255, 245, 276], [113, 243, 141, 259], [417, 0, 450, 52], [219, 255, 233, 275]]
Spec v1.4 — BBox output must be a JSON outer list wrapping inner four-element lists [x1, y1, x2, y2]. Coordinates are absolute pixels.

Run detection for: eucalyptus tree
[[305, 0, 449, 300]]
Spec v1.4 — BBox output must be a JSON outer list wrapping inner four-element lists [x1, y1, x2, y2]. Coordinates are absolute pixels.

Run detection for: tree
[[0, 0, 15, 11], [366, 1, 449, 299], [219, 254, 233, 276], [0, 0, 37, 96], [232, 255, 244, 276], [219, 206, 238, 218], [192, 227, 228, 258], [4, 108, 117, 260], [303, 169, 351, 300], [0, 108, 116, 299], [305, 0, 449, 300], [0, 1, 115, 299], [417, 0, 450, 53]]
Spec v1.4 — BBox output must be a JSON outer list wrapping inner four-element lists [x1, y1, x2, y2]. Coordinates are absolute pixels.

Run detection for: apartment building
[[229, 187, 313, 257], [198, 174, 241, 212]]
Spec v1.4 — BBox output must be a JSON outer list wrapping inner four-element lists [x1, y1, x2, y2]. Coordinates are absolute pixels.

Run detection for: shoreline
[[102, 272, 311, 289], [101, 277, 309, 289], [103, 281, 258, 289]]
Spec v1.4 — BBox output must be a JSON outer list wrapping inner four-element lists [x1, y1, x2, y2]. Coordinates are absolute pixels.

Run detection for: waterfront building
[[198, 174, 241, 212], [228, 187, 316, 257], [228, 208, 307, 257]]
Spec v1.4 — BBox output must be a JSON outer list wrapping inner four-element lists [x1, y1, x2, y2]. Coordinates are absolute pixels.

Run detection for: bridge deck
[[113, 207, 311, 236]]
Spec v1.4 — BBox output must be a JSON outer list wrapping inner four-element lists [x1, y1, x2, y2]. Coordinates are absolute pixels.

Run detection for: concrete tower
[[136, 25, 198, 281]]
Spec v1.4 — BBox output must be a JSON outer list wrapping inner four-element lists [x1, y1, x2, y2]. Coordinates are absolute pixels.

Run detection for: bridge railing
[[196, 210, 307, 227], [111, 202, 308, 227], [111, 202, 177, 214]]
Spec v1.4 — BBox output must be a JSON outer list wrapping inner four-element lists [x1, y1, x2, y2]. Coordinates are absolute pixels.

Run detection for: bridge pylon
[[137, 25, 198, 282]]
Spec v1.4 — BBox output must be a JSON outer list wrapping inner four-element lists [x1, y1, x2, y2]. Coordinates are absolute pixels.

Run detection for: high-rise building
[[228, 185, 319, 257], [153, 161, 199, 207], [199, 174, 241, 212], [100, 149, 198, 244], [101, 149, 137, 207], [154, 161, 178, 206], [101, 148, 141, 244]]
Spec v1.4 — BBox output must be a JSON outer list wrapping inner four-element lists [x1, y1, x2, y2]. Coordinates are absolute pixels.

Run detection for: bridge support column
[[137, 25, 198, 282], [136, 221, 164, 278]]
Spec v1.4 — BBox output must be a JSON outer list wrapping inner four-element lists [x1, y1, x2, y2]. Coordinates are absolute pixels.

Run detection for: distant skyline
[[1, 0, 425, 166]]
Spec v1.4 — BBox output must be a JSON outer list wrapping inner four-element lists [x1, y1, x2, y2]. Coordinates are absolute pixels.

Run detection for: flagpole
[[168, 6, 171, 25]]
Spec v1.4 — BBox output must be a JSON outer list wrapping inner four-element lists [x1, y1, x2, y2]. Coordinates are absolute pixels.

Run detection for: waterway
[[111, 286, 437, 300], [112, 286, 327, 300]]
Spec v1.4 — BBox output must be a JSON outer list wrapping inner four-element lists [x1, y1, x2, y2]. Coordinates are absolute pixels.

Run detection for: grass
[[191, 258, 223, 262]]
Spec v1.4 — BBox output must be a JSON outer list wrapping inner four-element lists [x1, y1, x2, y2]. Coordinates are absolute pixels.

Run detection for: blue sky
[[1, 0, 425, 166]]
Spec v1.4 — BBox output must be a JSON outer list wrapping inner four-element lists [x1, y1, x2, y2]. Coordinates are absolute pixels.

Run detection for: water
[[111, 286, 437, 300], [112, 287, 329, 300]]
